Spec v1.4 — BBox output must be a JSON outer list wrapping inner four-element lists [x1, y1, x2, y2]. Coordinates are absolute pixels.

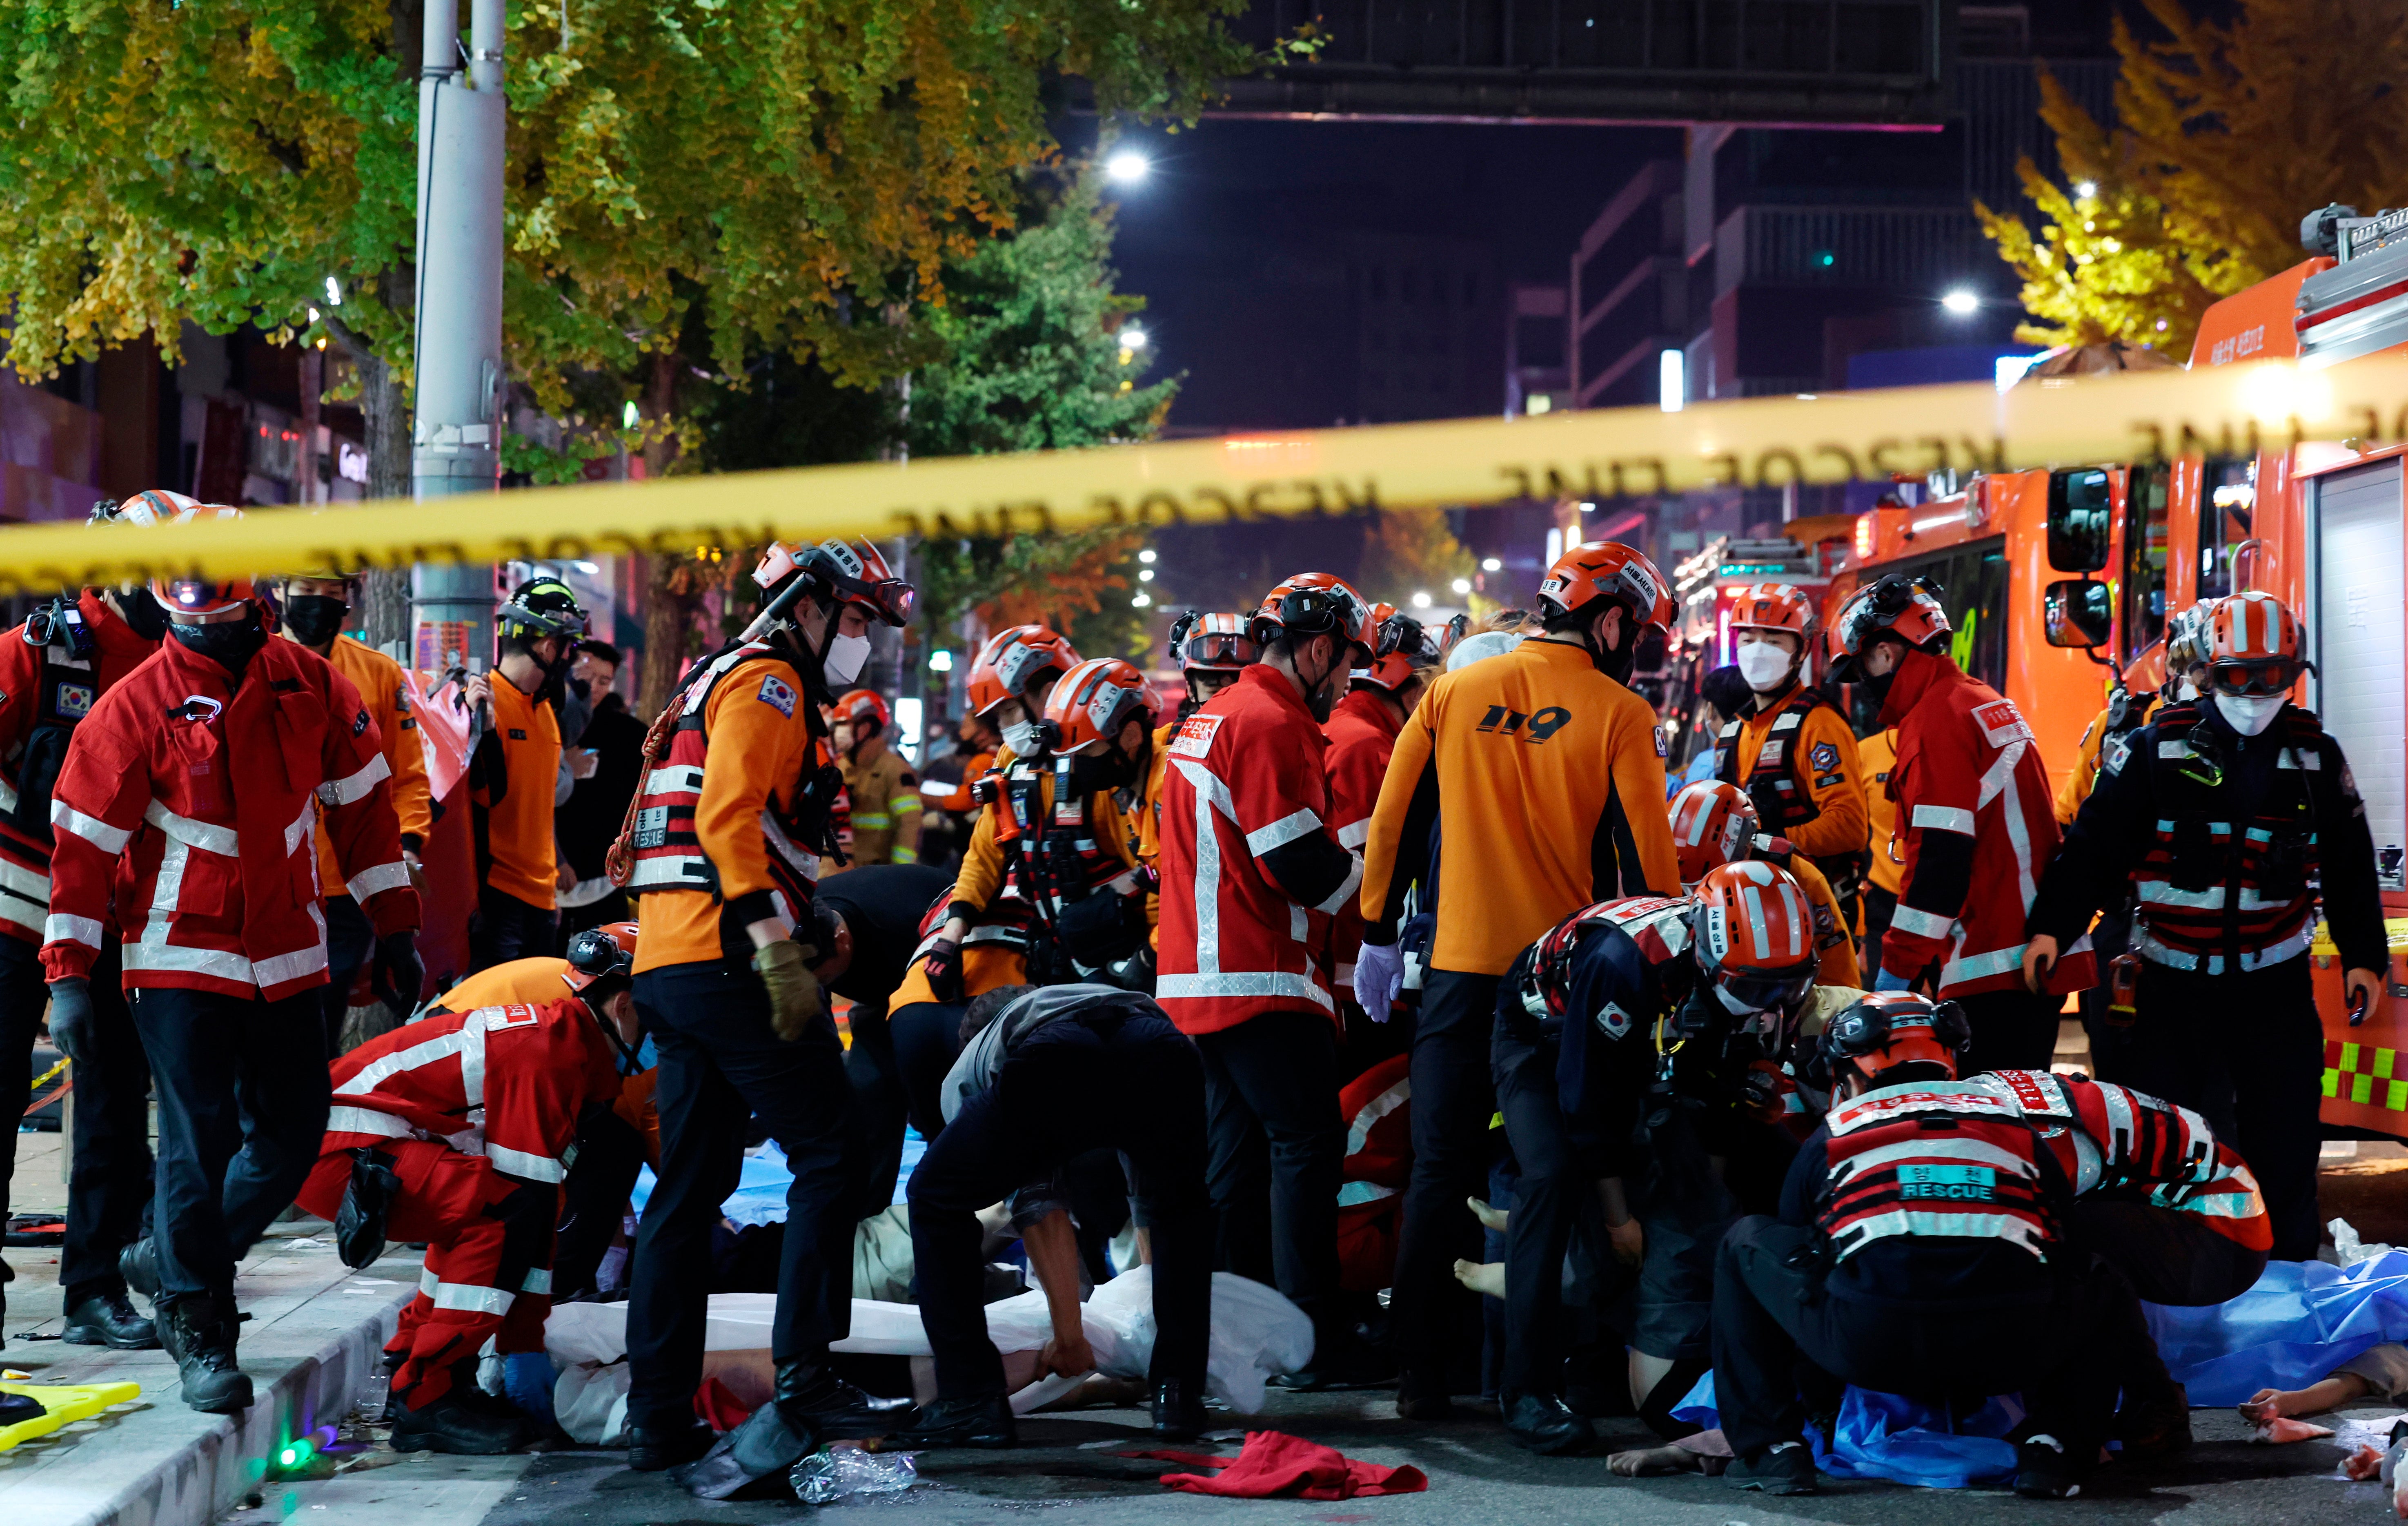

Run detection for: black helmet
[[499, 577, 589, 645]]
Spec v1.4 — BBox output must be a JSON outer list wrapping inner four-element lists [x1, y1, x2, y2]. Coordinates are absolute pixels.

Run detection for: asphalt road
[[231, 1388, 2398, 1526]]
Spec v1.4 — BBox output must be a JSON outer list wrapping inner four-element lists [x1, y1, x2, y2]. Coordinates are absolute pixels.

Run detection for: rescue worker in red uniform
[[614, 538, 916, 1493], [1355, 543, 1682, 1419], [1709, 993, 2270, 1499], [276, 570, 436, 1050], [1322, 605, 1438, 1034], [43, 498, 423, 1413], [1140, 613, 1258, 947], [296, 966, 640, 1453], [466, 578, 587, 971], [1157, 573, 1380, 1388], [1714, 583, 1869, 925], [2027, 591, 2387, 1261], [1827, 574, 2086, 1069], [0, 529, 165, 1350]]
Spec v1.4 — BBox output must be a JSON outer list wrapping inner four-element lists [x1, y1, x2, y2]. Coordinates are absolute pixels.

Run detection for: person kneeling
[[296, 979, 643, 1453], [892, 983, 1211, 1449]]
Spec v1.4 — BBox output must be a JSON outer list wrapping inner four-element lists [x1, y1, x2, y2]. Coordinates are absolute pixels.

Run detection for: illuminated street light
[[929, 649, 955, 673], [1105, 150, 1149, 185], [1132, 592, 1152, 608], [1119, 324, 1150, 351], [1481, 557, 1501, 572], [1410, 590, 1433, 609], [1941, 290, 1981, 316], [1139, 548, 1157, 564], [2075, 180, 2097, 198], [1139, 568, 1155, 582], [1450, 578, 1471, 595]]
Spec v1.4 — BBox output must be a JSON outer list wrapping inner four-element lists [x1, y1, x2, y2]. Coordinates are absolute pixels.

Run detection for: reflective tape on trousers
[[0, 355, 2401, 591]]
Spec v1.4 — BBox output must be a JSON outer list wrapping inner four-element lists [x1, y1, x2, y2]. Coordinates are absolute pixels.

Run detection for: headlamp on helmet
[[1807, 991, 1971, 1091]]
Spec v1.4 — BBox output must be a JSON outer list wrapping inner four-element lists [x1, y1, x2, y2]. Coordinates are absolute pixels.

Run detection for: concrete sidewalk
[[0, 1132, 418, 1526]]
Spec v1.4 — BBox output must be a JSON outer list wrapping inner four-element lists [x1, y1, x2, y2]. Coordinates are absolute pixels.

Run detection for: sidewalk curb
[[66, 1281, 414, 1526]]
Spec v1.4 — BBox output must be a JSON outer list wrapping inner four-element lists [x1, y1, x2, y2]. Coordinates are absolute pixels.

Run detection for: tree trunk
[[636, 556, 705, 721]]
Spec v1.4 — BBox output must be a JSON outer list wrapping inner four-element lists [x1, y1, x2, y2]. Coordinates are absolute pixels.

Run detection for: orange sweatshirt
[[474, 670, 563, 910], [315, 636, 433, 898]]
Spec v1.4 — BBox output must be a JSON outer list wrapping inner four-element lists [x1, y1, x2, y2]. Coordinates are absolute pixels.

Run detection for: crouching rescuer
[[296, 969, 643, 1452]]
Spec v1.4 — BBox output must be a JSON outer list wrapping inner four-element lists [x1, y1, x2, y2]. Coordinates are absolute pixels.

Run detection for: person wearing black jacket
[[2024, 591, 2385, 1262], [555, 642, 645, 940], [817, 863, 949, 1208]]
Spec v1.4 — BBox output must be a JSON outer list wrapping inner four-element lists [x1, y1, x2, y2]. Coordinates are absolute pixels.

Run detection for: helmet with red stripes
[[1669, 780, 1758, 887], [1690, 860, 1817, 1020], [752, 538, 915, 627], [831, 689, 893, 734], [1168, 610, 1259, 674], [968, 625, 1081, 717], [2203, 591, 2308, 697], [1522, 896, 1696, 1028], [1729, 581, 1819, 641], [1537, 542, 1674, 633], [1042, 657, 1155, 755], [1355, 604, 1440, 692], [1811, 991, 1972, 1088], [1829, 573, 1951, 682], [1249, 573, 1377, 660]]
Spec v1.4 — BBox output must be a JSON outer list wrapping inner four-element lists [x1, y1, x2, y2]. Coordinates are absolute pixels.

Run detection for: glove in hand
[[922, 937, 964, 1003], [1354, 940, 1405, 1021], [755, 938, 824, 1041], [45, 978, 94, 1066], [371, 930, 426, 1014]]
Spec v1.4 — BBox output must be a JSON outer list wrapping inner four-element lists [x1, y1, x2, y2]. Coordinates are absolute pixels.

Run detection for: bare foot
[[1451, 1258, 1505, 1296], [1608, 1444, 1703, 1477], [1467, 1196, 1509, 1232]]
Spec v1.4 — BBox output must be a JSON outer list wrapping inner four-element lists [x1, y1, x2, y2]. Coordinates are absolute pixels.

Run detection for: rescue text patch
[[1168, 714, 1222, 759], [758, 675, 796, 717], [1897, 1164, 1995, 1201], [1972, 698, 2034, 749]]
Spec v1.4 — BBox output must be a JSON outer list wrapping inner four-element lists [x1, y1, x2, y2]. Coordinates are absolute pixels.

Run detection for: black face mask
[[1860, 664, 1898, 706], [280, 594, 350, 647], [170, 612, 268, 679], [113, 588, 170, 642]]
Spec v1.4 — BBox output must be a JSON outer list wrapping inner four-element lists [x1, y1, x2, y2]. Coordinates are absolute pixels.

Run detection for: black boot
[[890, 1394, 1015, 1449], [1502, 1391, 1593, 1455], [158, 1294, 252, 1414], [1152, 1381, 1209, 1439], [118, 1237, 160, 1302], [64, 1290, 159, 1350], [681, 1360, 910, 1500], [1272, 1326, 1397, 1392], [627, 1418, 716, 1472], [1395, 1369, 1455, 1421], [389, 1380, 530, 1456]]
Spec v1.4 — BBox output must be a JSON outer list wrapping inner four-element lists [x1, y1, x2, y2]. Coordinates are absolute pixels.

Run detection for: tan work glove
[[753, 938, 824, 1041]]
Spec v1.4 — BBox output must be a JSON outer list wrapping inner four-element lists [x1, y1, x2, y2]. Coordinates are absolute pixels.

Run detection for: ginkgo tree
[[1978, 0, 2408, 359], [0, 0, 1257, 498]]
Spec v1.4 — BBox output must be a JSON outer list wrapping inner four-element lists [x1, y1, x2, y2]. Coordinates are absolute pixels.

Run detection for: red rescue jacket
[[41, 630, 421, 1000], [1322, 687, 1403, 1003], [324, 998, 622, 1185]]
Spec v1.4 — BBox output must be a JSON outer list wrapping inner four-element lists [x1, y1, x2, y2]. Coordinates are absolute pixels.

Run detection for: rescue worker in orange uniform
[[826, 689, 921, 869], [1715, 583, 1869, 926], [1855, 725, 1902, 974], [466, 578, 587, 971], [1323, 606, 1439, 1034], [2027, 591, 2387, 1261], [1667, 780, 1860, 987], [45, 497, 423, 1414], [615, 539, 916, 1491], [0, 529, 164, 1351], [1156, 574, 1382, 1390], [298, 966, 640, 1453], [1827, 574, 2087, 1070], [1355, 543, 1681, 1419], [277, 571, 435, 1050]]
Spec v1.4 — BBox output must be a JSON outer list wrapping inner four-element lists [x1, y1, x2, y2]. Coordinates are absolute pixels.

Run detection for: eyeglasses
[[2208, 658, 2302, 696]]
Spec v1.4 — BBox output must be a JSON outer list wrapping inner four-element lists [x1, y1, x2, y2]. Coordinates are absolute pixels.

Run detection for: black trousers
[[0, 936, 151, 1305], [319, 893, 376, 1056], [1711, 1217, 2125, 1461], [131, 984, 329, 1303], [907, 1014, 1209, 1400], [470, 884, 558, 974], [1860, 885, 1896, 980], [554, 1106, 648, 1299], [1955, 986, 2062, 1075], [626, 958, 855, 1432], [844, 1000, 908, 1215], [1193, 1010, 1344, 1334], [1390, 969, 1499, 1380], [1492, 1017, 1616, 1399], [890, 1000, 966, 1142], [2108, 955, 2325, 1260]]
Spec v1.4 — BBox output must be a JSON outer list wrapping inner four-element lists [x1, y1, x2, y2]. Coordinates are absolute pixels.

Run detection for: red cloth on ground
[[693, 1375, 752, 1432], [1126, 1430, 1429, 1499]]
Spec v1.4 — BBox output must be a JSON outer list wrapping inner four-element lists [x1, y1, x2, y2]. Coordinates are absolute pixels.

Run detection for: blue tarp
[[1671, 1372, 2023, 1488], [630, 1129, 928, 1225]]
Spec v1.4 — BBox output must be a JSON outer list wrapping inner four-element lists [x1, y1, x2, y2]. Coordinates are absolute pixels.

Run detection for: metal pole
[[409, 0, 505, 664]]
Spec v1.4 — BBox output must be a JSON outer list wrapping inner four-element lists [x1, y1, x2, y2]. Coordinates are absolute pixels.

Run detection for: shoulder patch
[[1168, 713, 1223, 760], [1972, 697, 2035, 749], [1596, 1000, 1634, 1040], [1654, 725, 1668, 757], [1809, 741, 1840, 772], [353, 708, 371, 736], [2101, 733, 2132, 778], [54, 682, 93, 720], [758, 675, 797, 717], [395, 684, 413, 714]]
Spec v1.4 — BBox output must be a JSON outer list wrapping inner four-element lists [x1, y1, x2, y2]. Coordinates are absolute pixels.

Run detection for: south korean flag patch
[[2101, 733, 2132, 779], [758, 675, 797, 717], [1595, 1000, 1635, 1040]]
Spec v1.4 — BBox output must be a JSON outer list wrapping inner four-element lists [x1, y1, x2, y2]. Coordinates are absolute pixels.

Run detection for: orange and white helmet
[[1042, 657, 1155, 754], [1249, 573, 1376, 658], [831, 689, 892, 734], [751, 538, 915, 627], [967, 625, 1081, 716], [563, 921, 638, 991], [1669, 781, 1758, 887], [1536, 542, 1674, 632], [111, 492, 258, 617], [1812, 991, 1972, 1088], [1729, 582, 1819, 642], [1168, 611, 1259, 674], [2203, 591, 2308, 695], [1829, 574, 1951, 682], [1355, 604, 1440, 692], [1690, 860, 1817, 1020]]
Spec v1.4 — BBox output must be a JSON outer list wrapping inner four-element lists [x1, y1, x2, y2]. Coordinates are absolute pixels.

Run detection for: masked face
[[1736, 635, 1796, 693], [169, 608, 267, 674], [280, 593, 350, 647], [2217, 691, 2286, 736], [111, 587, 171, 642]]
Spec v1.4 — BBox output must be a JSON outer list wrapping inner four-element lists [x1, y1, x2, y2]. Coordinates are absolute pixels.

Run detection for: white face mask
[[1002, 720, 1042, 757], [2217, 692, 2285, 736], [1736, 640, 1795, 693], [821, 630, 872, 687]]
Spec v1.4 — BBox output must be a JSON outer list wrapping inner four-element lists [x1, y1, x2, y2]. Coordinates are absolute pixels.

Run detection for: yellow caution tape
[[26, 1056, 65, 1094], [0, 355, 2402, 592]]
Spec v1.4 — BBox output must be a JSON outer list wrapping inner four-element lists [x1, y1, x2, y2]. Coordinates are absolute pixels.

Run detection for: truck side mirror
[[2043, 579, 2114, 649], [2045, 468, 2113, 574]]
